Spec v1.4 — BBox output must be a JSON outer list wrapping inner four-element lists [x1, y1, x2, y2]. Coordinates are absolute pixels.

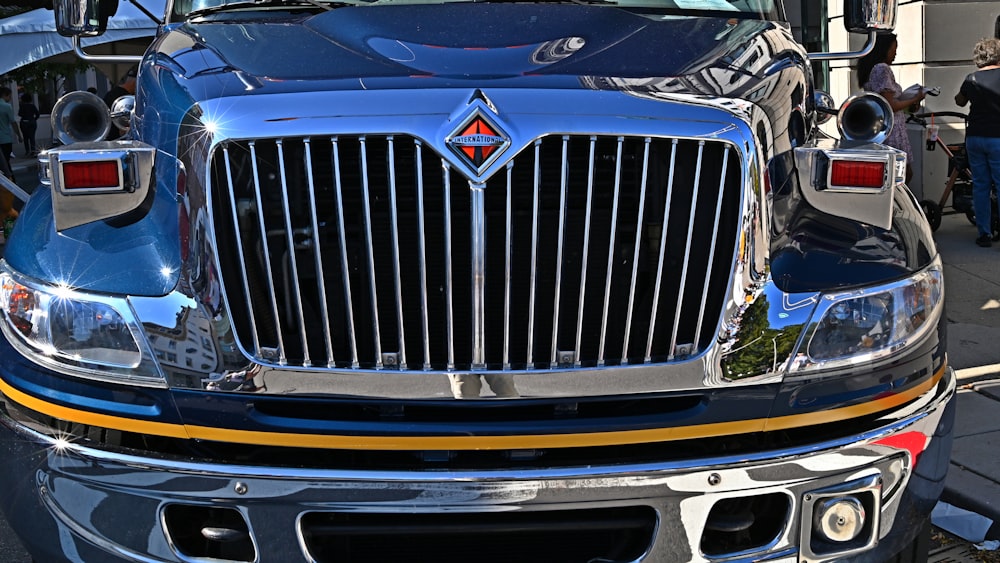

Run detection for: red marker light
[[830, 160, 886, 189], [62, 161, 121, 190]]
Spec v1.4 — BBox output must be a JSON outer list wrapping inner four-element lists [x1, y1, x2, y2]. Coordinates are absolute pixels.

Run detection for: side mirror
[[54, 0, 119, 37], [844, 0, 897, 34], [811, 0, 897, 60]]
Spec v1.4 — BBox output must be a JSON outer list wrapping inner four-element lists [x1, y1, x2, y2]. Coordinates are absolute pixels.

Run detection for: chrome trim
[[598, 137, 625, 366], [647, 139, 679, 363], [549, 136, 570, 367], [695, 146, 731, 342], [249, 141, 287, 365], [358, 137, 384, 368], [795, 141, 903, 231], [331, 138, 360, 368], [304, 139, 336, 368], [416, 140, 432, 370], [503, 162, 514, 370], [277, 140, 311, 367], [224, 146, 261, 355], [470, 181, 486, 370], [574, 137, 597, 368], [527, 139, 542, 367], [387, 137, 408, 369], [622, 137, 651, 362], [45, 141, 156, 231], [443, 162, 456, 370], [670, 141, 705, 360], [170, 90, 769, 391]]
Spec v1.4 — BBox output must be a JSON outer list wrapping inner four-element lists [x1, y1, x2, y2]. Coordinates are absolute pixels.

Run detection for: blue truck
[[0, 0, 954, 560]]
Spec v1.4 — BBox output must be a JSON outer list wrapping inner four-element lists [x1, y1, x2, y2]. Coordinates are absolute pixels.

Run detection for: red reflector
[[874, 431, 928, 468], [62, 161, 121, 190], [830, 160, 885, 189]]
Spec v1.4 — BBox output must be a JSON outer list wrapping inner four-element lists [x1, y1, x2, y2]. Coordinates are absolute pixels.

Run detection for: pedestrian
[[0, 86, 22, 222], [955, 37, 1000, 248], [857, 31, 929, 184], [103, 67, 137, 140], [17, 93, 40, 157]]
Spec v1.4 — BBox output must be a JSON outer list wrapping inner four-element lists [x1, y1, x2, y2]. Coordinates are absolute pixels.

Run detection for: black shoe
[[977, 234, 993, 247]]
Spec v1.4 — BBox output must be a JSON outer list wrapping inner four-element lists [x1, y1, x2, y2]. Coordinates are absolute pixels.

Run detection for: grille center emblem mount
[[446, 110, 511, 175]]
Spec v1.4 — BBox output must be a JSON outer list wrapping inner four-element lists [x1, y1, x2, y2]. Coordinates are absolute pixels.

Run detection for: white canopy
[[0, 0, 164, 76]]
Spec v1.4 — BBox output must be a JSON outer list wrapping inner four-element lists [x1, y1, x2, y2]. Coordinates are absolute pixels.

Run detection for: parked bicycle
[[906, 110, 999, 237]]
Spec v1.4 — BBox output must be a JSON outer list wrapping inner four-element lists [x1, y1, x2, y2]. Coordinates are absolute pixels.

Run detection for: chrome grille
[[211, 134, 742, 370]]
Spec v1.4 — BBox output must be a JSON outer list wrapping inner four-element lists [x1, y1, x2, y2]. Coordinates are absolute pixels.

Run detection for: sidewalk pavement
[[933, 209, 1000, 542]]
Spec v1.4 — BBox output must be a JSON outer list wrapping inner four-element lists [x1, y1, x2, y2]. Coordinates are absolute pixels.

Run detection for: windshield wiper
[[188, 0, 358, 17]]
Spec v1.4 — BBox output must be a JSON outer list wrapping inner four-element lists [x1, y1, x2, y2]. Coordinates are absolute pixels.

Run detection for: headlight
[[793, 260, 943, 373], [0, 263, 163, 386]]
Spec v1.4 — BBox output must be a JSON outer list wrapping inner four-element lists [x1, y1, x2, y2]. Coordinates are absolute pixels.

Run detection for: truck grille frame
[[210, 133, 742, 371]]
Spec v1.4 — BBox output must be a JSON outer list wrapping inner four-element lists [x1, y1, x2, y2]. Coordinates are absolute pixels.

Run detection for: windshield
[[175, 0, 780, 21]]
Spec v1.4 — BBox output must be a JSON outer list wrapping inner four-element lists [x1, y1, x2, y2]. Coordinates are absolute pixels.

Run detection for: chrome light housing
[[814, 91, 837, 125], [837, 93, 893, 144], [788, 258, 943, 374], [0, 262, 164, 386]]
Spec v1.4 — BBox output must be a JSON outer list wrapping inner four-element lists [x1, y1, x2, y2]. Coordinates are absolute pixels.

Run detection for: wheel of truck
[[920, 200, 941, 231], [886, 518, 931, 563]]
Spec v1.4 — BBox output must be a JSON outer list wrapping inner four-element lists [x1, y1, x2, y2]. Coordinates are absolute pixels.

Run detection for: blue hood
[[157, 4, 799, 96]]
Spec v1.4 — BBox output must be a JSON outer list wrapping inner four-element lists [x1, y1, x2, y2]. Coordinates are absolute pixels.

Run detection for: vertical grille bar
[[277, 140, 312, 367], [470, 182, 487, 369], [526, 139, 542, 366], [415, 140, 432, 370], [303, 139, 336, 367], [646, 139, 679, 362], [222, 146, 262, 356], [621, 137, 652, 362], [549, 136, 570, 367], [694, 146, 731, 342], [573, 136, 597, 368], [358, 138, 384, 368], [503, 162, 514, 370], [331, 138, 360, 368], [598, 137, 625, 366], [669, 141, 705, 359], [443, 163, 456, 370], [249, 141, 288, 364], [386, 137, 407, 368]]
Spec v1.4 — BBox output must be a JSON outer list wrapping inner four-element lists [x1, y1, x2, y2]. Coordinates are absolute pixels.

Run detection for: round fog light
[[813, 497, 865, 542]]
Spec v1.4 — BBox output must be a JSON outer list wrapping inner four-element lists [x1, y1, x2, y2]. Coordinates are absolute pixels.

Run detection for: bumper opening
[[300, 506, 657, 563], [701, 492, 790, 557], [163, 504, 256, 562]]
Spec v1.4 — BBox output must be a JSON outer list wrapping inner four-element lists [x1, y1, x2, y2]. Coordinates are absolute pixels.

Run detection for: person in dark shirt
[[103, 67, 137, 140], [17, 93, 40, 157], [956, 37, 1000, 247]]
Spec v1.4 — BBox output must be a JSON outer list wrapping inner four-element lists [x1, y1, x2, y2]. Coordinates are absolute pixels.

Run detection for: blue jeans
[[965, 135, 1000, 237]]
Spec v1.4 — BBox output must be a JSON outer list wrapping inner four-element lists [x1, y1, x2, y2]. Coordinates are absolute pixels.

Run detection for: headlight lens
[[0, 264, 163, 385], [797, 261, 943, 371]]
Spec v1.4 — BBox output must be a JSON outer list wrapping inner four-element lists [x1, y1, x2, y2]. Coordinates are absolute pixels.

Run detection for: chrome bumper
[[0, 368, 954, 563]]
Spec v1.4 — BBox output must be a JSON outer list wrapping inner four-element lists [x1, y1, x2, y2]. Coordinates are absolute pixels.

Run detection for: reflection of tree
[[722, 294, 802, 380]]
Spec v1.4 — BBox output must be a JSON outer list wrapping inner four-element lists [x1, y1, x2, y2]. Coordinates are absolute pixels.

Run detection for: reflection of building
[[146, 307, 221, 373]]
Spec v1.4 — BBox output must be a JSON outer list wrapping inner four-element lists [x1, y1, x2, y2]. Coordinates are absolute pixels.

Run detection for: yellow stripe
[[0, 376, 190, 439], [0, 365, 945, 450], [762, 366, 944, 432]]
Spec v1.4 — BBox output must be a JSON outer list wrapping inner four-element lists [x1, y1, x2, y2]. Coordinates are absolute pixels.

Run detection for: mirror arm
[[72, 36, 144, 64], [808, 30, 876, 61]]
